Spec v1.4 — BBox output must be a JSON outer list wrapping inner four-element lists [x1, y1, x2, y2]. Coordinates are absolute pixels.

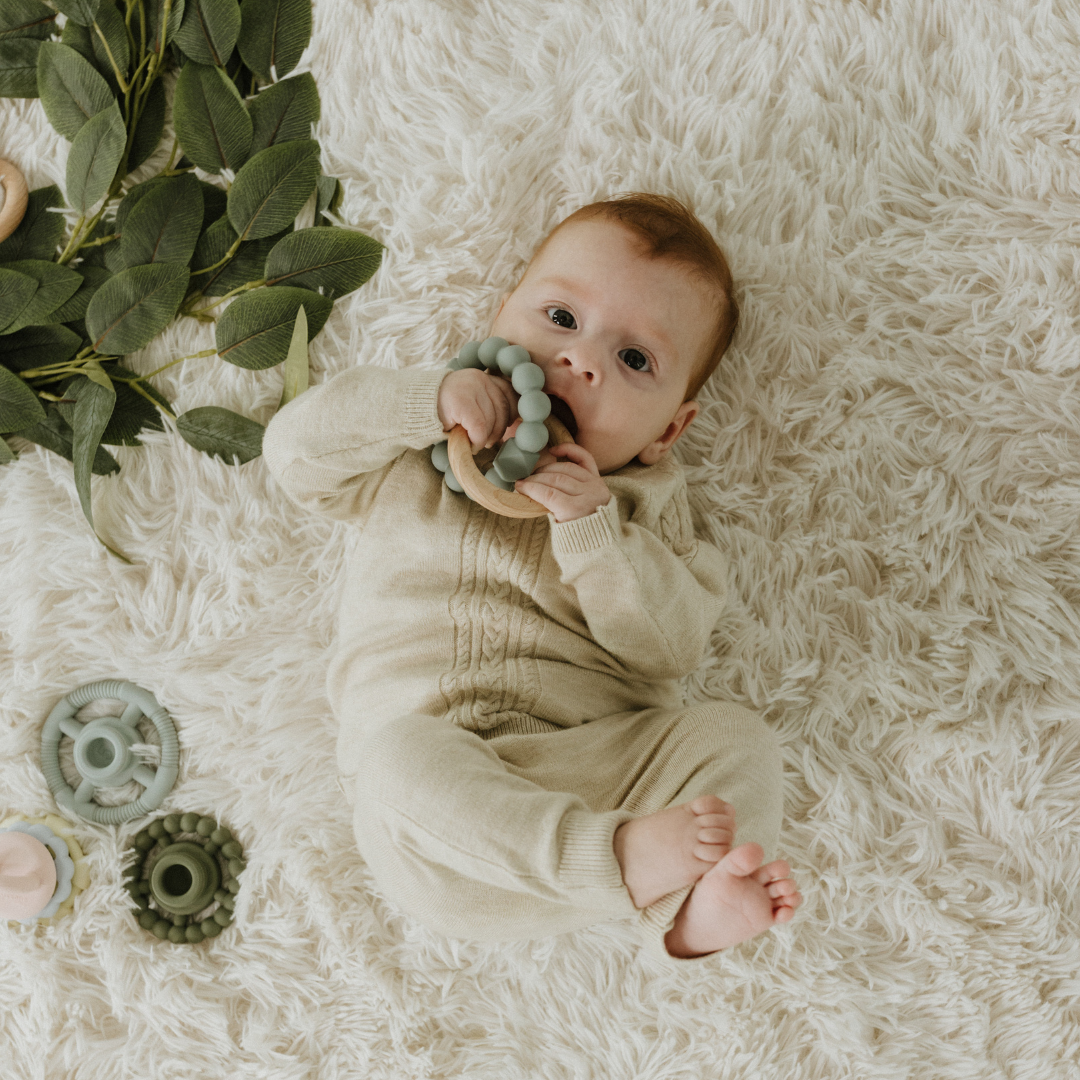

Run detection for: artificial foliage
[[0, 0, 383, 561]]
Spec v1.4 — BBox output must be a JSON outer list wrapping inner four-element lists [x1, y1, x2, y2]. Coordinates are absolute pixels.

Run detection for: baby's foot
[[613, 795, 735, 910], [664, 843, 802, 958]]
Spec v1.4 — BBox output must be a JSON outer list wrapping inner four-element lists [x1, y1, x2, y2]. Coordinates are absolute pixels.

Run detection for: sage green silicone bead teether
[[477, 337, 508, 367]]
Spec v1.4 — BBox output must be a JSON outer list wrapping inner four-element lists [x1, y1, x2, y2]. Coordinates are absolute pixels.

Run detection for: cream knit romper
[[262, 363, 783, 965]]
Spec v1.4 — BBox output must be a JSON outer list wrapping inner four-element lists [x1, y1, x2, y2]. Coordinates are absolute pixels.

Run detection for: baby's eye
[[546, 307, 576, 329], [619, 348, 651, 372]]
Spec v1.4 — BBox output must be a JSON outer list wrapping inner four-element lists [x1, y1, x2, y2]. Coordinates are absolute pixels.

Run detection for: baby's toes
[[752, 859, 791, 887], [696, 827, 731, 845], [688, 795, 729, 816], [767, 878, 797, 900]]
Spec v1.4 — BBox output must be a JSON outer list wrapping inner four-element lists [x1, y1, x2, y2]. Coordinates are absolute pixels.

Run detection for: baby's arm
[[262, 364, 452, 520], [549, 492, 728, 682]]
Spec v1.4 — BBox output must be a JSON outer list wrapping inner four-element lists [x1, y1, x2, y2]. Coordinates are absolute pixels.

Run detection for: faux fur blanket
[[3, 0, 1079, 1076]]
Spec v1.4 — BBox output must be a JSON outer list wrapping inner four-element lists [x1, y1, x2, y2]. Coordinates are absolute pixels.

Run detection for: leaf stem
[[186, 278, 267, 318], [124, 377, 178, 421], [56, 214, 86, 264], [113, 347, 219, 384], [189, 235, 244, 279], [93, 20, 129, 92]]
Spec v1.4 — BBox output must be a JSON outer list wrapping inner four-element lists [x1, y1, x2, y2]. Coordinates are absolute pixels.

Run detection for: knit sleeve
[[546, 486, 729, 681], [261, 363, 452, 521]]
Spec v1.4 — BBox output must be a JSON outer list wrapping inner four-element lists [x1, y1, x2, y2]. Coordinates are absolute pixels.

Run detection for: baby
[[262, 193, 801, 963]]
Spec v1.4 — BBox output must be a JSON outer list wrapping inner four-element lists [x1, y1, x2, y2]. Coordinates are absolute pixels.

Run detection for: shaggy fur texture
[[3, 0, 1080, 1076]]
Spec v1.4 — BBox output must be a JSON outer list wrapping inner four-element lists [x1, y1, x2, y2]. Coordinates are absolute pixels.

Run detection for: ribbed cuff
[[557, 808, 636, 893], [549, 494, 620, 556], [404, 367, 454, 448]]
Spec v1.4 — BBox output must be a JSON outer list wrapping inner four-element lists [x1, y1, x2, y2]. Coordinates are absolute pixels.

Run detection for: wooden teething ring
[[447, 415, 576, 519], [0, 159, 29, 244]]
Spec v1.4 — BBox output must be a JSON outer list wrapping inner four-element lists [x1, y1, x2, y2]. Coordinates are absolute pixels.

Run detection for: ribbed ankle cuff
[[557, 809, 636, 897], [637, 884, 722, 966]]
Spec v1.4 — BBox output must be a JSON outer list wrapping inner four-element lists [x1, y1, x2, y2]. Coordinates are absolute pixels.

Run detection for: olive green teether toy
[[125, 813, 245, 944], [432, 337, 576, 519], [40, 680, 179, 824]]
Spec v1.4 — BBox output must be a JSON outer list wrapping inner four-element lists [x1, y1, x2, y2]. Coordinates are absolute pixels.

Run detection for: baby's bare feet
[[664, 843, 802, 958], [612, 795, 735, 910]]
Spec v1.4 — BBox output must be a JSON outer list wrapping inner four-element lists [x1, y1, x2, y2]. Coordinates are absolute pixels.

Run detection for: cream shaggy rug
[[3, 0, 1080, 1077]]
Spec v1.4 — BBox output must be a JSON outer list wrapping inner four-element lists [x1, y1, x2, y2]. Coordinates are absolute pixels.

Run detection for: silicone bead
[[213, 907, 233, 926], [203, 841, 219, 855], [477, 337, 508, 367], [430, 442, 450, 473], [214, 889, 229, 903], [510, 362, 544, 395], [496, 344, 531, 376], [179, 813, 199, 832], [444, 465, 465, 493], [221, 895, 235, 911], [227, 879, 241, 894], [148, 820, 165, 840], [210, 828, 232, 845], [172, 914, 187, 926], [185, 926, 204, 944], [517, 389, 551, 423], [514, 421, 550, 454], [135, 831, 154, 851], [196, 817, 216, 837], [138, 910, 156, 930], [221, 841, 242, 859], [228, 858, 246, 877], [200, 918, 222, 937], [484, 467, 515, 491], [152, 919, 171, 939], [493, 440, 540, 482], [167, 926, 185, 943], [457, 340, 484, 368]]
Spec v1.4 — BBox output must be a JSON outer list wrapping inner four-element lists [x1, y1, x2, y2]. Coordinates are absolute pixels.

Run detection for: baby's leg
[[351, 714, 638, 941]]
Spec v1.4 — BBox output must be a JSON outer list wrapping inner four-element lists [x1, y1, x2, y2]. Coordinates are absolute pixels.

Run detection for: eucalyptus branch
[[124, 377, 177, 421], [189, 236, 244, 279], [56, 213, 86, 264], [77, 232, 121, 251], [114, 348, 219, 384], [93, 21, 129, 92], [185, 278, 266, 318]]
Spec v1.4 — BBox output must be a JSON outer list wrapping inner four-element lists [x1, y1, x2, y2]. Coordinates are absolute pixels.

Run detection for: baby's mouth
[[546, 394, 579, 438]]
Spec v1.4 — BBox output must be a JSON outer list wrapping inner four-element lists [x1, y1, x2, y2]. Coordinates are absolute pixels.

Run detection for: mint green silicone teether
[[40, 680, 179, 825], [432, 337, 575, 518]]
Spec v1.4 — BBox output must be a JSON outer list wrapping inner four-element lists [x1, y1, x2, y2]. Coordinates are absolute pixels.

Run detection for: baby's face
[[489, 218, 715, 474]]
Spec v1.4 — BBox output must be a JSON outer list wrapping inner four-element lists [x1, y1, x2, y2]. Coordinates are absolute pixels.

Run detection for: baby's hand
[[515, 444, 611, 523], [437, 369, 519, 452]]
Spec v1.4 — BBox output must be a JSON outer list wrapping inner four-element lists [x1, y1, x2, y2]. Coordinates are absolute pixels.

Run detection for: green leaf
[[43, 265, 112, 324], [198, 180, 228, 230], [145, 0, 186, 53], [60, 17, 95, 67], [237, 0, 311, 83], [0, 267, 38, 332], [0, 324, 82, 371], [315, 173, 341, 224], [66, 100, 126, 213], [0, 37, 42, 96], [0, 0, 57, 41], [13, 403, 120, 474], [190, 215, 289, 296], [278, 301, 307, 406], [176, 0, 241, 66], [36, 41, 115, 140], [264, 226, 382, 300], [105, 175, 168, 271], [98, 364, 168, 444], [215, 284, 330, 368], [227, 138, 319, 241], [70, 373, 115, 528], [172, 60, 252, 174], [0, 260, 82, 333], [128, 76, 165, 171], [0, 185, 65, 262], [247, 71, 319, 153], [0, 364, 47, 432], [85, 261, 190, 354], [0, 437, 15, 464], [52, 0, 101, 26], [118, 173, 203, 268], [177, 404, 263, 463], [89, 1, 130, 83]]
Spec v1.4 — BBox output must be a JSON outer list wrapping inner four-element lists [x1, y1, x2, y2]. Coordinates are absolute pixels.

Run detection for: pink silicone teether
[[0, 831, 57, 920]]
